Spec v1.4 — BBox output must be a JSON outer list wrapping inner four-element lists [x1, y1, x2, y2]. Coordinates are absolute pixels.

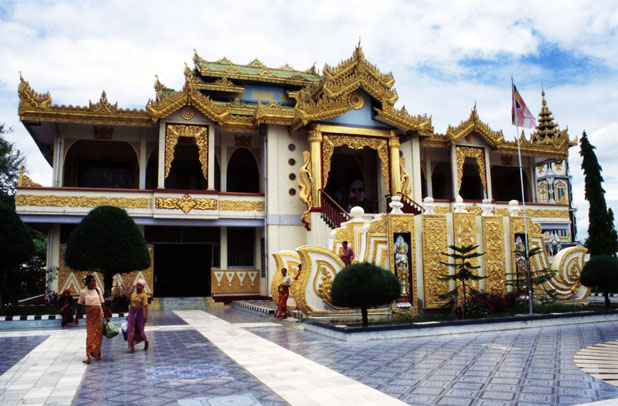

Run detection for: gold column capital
[[308, 130, 322, 143]]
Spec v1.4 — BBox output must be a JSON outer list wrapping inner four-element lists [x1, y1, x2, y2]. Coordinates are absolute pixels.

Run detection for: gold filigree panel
[[422, 215, 449, 309], [219, 200, 265, 211], [482, 217, 506, 294], [454, 213, 479, 293], [165, 124, 208, 180], [15, 194, 151, 209], [298, 150, 313, 229], [456, 146, 487, 195], [322, 134, 390, 192], [155, 194, 217, 213], [211, 269, 260, 295]]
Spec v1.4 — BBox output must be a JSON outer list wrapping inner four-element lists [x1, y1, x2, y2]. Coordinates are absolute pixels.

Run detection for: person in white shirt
[[75, 275, 110, 364]]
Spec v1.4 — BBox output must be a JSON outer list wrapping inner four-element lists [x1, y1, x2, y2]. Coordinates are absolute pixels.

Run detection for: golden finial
[[18, 165, 24, 187]]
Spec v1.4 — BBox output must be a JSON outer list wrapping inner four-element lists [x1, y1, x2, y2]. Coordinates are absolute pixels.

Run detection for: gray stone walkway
[[1, 308, 618, 405]]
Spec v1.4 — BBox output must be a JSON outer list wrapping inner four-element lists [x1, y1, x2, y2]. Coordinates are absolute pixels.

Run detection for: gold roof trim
[[18, 75, 151, 127], [255, 100, 295, 126], [445, 105, 505, 146], [375, 105, 434, 136], [194, 77, 244, 93]]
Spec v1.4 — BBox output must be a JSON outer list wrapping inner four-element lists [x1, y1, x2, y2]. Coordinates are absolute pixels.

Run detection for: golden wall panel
[[16, 194, 151, 209], [482, 217, 506, 294], [422, 215, 449, 309], [211, 269, 260, 295], [453, 213, 479, 293]]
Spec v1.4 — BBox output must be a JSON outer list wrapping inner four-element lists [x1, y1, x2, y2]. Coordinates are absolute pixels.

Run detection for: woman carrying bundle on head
[[126, 279, 149, 353]]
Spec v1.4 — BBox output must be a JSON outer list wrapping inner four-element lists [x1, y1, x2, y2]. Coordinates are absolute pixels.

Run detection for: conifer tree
[[580, 131, 618, 256]]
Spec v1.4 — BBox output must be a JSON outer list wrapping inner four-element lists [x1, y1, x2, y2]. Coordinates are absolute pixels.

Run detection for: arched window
[[63, 140, 138, 189], [227, 148, 259, 193]]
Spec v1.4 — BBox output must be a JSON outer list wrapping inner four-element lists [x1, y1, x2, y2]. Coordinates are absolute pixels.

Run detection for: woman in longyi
[[126, 279, 149, 353], [75, 275, 109, 364]]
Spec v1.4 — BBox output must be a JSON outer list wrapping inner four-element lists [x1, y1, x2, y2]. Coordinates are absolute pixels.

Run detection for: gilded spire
[[531, 90, 560, 143]]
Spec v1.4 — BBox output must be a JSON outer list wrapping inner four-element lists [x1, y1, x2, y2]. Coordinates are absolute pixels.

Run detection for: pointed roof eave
[[254, 100, 295, 126], [18, 74, 151, 127], [374, 105, 434, 136], [445, 106, 504, 147]]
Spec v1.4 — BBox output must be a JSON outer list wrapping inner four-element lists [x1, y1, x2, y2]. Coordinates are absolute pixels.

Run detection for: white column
[[221, 145, 228, 192], [157, 123, 166, 189], [484, 146, 492, 200], [425, 149, 433, 198], [450, 145, 459, 199], [411, 137, 422, 202], [139, 131, 147, 189], [220, 227, 228, 269]]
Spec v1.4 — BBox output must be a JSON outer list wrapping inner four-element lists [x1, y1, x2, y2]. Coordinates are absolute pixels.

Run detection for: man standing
[[340, 241, 355, 266]]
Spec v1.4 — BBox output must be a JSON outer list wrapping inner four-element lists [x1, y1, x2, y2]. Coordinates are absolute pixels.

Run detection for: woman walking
[[127, 279, 149, 353], [59, 289, 74, 328], [275, 268, 291, 319], [75, 275, 109, 364]]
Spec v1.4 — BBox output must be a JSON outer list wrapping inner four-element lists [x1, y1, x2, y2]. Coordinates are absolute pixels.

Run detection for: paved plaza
[[2, 308, 618, 405]]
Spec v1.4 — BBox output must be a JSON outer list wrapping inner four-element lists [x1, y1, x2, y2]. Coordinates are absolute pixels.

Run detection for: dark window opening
[[459, 163, 484, 200], [227, 148, 259, 193], [165, 140, 207, 190], [228, 228, 255, 267]]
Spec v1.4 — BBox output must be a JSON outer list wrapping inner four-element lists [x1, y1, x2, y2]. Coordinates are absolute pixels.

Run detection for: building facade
[[16, 46, 577, 301]]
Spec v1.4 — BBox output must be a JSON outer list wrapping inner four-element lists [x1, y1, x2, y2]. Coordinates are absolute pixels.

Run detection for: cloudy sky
[[1, 0, 617, 241]]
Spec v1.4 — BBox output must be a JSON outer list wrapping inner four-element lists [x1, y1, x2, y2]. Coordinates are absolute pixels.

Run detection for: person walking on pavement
[[75, 275, 109, 364]]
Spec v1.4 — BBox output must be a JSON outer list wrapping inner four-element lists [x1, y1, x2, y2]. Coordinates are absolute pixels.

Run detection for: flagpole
[[512, 78, 534, 316]]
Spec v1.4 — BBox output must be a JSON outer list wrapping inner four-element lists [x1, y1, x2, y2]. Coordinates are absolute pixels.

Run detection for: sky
[[1, 0, 617, 242]]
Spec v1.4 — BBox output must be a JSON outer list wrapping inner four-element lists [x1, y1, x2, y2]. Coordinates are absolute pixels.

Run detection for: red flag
[[512, 82, 536, 129]]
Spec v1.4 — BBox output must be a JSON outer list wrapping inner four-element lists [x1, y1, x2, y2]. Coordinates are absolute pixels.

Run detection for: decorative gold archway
[[456, 146, 486, 195], [322, 134, 390, 191], [165, 124, 208, 180]]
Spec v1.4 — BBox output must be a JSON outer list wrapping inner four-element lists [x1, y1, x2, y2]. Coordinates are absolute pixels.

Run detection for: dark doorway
[[459, 162, 484, 200], [324, 146, 379, 212], [227, 148, 259, 193], [154, 244, 212, 297], [165, 138, 207, 190], [491, 166, 532, 202]]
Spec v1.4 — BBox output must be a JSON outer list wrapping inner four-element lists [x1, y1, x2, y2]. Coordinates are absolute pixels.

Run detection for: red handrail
[[320, 189, 351, 229]]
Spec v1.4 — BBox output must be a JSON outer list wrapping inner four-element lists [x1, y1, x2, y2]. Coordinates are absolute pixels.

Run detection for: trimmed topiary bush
[[580, 255, 618, 308], [0, 202, 35, 309], [330, 262, 401, 326], [65, 205, 150, 295]]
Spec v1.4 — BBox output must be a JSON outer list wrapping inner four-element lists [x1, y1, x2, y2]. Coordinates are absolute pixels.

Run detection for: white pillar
[[157, 123, 166, 189], [208, 125, 215, 190], [139, 132, 147, 189], [220, 227, 228, 269], [451, 145, 459, 199], [411, 137, 422, 203], [484, 146, 492, 200]]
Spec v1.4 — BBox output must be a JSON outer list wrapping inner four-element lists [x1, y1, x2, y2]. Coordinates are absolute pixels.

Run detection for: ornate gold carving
[[400, 156, 412, 196], [219, 200, 264, 211], [18, 167, 41, 187], [165, 124, 208, 181], [180, 106, 195, 120], [322, 134, 390, 192], [93, 126, 113, 140], [434, 206, 452, 215], [298, 151, 313, 229], [15, 194, 151, 209], [464, 204, 483, 215], [482, 216, 506, 294], [234, 134, 252, 148], [194, 77, 245, 93], [526, 208, 570, 218], [314, 260, 338, 307], [155, 194, 217, 213], [18, 75, 151, 127], [422, 215, 449, 309], [348, 91, 365, 110], [454, 213, 479, 293], [447, 105, 505, 147], [456, 146, 487, 195]]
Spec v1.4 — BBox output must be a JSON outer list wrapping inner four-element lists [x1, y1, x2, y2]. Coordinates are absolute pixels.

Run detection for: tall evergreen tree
[[0, 124, 25, 207], [580, 131, 618, 256]]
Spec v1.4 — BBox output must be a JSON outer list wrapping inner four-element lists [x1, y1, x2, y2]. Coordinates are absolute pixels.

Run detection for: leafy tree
[[439, 244, 486, 319], [580, 255, 618, 308], [64, 205, 151, 295], [330, 262, 401, 327], [0, 202, 35, 309], [580, 131, 618, 256], [506, 246, 557, 304], [0, 124, 25, 207]]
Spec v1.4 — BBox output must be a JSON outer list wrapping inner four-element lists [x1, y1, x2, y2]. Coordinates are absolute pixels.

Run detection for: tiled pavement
[[1, 308, 618, 405]]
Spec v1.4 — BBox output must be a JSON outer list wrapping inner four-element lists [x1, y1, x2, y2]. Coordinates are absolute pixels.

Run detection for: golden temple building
[[16, 45, 585, 311]]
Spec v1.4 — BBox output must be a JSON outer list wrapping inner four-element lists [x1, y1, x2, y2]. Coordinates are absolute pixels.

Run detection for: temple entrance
[[460, 162, 484, 200], [165, 138, 207, 190], [153, 244, 213, 297], [324, 146, 379, 212]]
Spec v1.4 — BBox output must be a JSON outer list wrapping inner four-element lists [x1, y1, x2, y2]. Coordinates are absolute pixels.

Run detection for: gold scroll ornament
[[456, 146, 486, 195]]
